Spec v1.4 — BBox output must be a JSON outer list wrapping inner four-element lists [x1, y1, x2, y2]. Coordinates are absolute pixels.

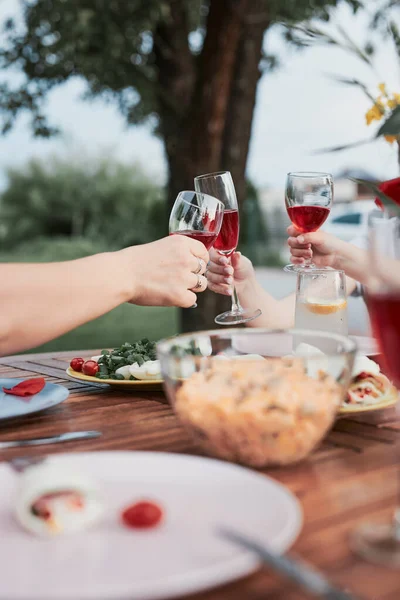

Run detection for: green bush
[[0, 236, 110, 263], [0, 156, 167, 250]]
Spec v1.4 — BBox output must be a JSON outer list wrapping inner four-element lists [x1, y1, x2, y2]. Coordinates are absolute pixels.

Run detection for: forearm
[[237, 277, 296, 329], [334, 241, 369, 285], [238, 272, 357, 330], [0, 252, 130, 355]]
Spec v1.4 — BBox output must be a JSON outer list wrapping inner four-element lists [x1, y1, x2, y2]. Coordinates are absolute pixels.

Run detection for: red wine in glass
[[284, 171, 333, 272], [368, 292, 400, 386], [214, 209, 239, 254], [286, 205, 330, 233], [170, 230, 218, 251], [351, 216, 400, 567]]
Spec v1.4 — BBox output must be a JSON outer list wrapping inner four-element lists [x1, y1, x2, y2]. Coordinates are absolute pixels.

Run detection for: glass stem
[[229, 255, 243, 314], [231, 285, 242, 314]]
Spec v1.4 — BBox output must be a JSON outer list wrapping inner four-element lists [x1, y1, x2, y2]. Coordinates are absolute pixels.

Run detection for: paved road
[[255, 268, 370, 336]]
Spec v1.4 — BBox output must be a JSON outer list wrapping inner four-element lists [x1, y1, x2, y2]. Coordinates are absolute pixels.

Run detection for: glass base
[[215, 308, 262, 326], [351, 521, 400, 567]]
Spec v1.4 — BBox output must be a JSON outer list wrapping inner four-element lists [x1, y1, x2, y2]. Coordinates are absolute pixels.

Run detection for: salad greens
[[96, 339, 157, 380]]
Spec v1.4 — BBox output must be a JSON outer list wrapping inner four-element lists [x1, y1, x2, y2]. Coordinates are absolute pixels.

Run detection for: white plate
[[350, 336, 379, 357], [0, 451, 302, 600], [232, 334, 378, 358]]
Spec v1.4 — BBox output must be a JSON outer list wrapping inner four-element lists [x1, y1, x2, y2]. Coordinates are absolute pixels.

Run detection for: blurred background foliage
[[0, 157, 166, 250]]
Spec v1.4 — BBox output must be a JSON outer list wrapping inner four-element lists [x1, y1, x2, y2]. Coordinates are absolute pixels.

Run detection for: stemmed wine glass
[[194, 171, 262, 325], [284, 172, 333, 272], [169, 190, 224, 308], [351, 212, 400, 566]]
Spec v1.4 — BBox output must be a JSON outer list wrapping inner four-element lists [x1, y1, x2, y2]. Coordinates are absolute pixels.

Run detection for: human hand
[[119, 235, 209, 308], [287, 226, 343, 269], [206, 249, 255, 295]]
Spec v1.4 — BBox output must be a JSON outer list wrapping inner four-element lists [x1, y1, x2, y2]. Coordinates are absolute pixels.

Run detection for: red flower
[[375, 177, 400, 210]]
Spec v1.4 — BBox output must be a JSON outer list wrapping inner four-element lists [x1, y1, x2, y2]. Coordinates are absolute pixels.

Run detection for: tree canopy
[[0, 0, 361, 138]]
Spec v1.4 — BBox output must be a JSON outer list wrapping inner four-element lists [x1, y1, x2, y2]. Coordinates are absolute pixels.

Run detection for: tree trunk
[[181, 0, 251, 332], [221, 2, 270, 207], [187, 0, 250, 175], [153, 0, 196, 212], [154, 0, 268, 333]]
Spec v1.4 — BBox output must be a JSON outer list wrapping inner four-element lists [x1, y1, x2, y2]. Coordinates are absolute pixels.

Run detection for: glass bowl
[[157, 329, 356, 468]]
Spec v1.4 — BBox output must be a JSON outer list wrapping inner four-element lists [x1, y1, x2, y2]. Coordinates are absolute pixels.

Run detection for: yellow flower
[[384, 135, 398, 144], [388, 93, 400, 109], [378, 83, 387, 95], [365, 102, 385, 125]]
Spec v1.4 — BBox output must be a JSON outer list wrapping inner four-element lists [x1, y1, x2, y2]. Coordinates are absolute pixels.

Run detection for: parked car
[[322, 201, 383, 242]]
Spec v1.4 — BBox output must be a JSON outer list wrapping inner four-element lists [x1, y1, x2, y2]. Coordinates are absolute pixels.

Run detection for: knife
[[0, 430, 101, 449], [219, 528, 363, 600]]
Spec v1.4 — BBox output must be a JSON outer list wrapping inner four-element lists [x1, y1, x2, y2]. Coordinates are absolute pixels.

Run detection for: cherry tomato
[[70, 358, 85, 372], [82, 360, 99, 377], [121, 501, 163, 529]]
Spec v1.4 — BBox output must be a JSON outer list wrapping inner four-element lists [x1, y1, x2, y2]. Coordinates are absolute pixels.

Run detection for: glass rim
[[157, 327, 357, 358], [176, 190, 224, 210], [287, 171, 333, 179], [194, 171, 232, 181]]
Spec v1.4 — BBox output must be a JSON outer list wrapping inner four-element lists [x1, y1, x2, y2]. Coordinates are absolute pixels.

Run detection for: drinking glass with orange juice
[[295, 270, 348, 338]]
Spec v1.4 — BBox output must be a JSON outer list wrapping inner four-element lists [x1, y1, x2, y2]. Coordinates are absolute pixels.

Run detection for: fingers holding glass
[[206, 269, 233, 296], [284, 171, 333, 272]]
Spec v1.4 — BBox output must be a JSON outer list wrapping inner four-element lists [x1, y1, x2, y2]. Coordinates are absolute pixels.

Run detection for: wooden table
[[0, 350, 399, 600]]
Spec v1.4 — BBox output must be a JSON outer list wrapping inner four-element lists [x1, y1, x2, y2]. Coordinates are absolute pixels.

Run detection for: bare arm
[[0, 236, 209, 356], [207, 252, 295, 328], [207, 249, 358, 329]]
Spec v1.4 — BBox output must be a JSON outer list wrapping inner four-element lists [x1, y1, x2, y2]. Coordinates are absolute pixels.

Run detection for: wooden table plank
[[0, 351, 399, 600]]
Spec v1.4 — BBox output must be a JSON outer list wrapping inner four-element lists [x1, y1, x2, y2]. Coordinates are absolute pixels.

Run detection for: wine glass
[[169, 190, 224, 308], [194, 171, 262, 325], [285, 172, 333, 272], [351, 212, 400, 566]]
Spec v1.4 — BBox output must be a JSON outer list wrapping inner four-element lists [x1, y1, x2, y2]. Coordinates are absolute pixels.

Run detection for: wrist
[[235, 271, 261, 298], [101, 249, 137, 304], [333, 241, 369, 283]]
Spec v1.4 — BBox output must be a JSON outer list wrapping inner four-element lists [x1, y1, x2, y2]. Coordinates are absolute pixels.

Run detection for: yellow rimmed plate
[[66, 367, 164, 391], [339, 386, 399, 414]]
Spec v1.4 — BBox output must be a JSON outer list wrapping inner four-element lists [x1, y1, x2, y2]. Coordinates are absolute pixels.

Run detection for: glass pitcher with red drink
[[284, 172, 333, 272], [351, 213, 400, 566]]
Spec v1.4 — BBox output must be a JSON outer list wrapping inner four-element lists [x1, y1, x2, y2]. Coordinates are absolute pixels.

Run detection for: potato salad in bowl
[[157, 329, 356, 468]]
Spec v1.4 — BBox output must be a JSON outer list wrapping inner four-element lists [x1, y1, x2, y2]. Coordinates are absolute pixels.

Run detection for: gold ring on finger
[[192, 275, 203, 290], [193, 257, 204, 275]]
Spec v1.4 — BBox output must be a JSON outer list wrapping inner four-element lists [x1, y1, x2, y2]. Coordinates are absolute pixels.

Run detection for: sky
[[0, 0, 398, 191]]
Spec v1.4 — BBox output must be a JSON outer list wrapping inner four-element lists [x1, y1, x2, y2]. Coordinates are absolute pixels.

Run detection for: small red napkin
[[3, 377, 46, 398]]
